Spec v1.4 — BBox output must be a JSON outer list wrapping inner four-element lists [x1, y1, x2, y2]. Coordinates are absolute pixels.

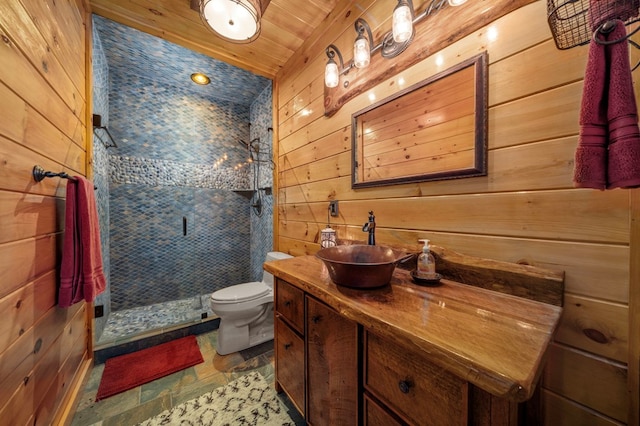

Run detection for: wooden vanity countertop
[[264, 255, 563, 403]]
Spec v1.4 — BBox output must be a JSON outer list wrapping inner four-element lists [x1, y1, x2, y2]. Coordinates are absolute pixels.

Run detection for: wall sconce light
[[392, 0, 414, 43], [325, 44, 345, 88], [324, 0, 468, 88], [354, 18, 374, 69], [199, 0, 266, 43]]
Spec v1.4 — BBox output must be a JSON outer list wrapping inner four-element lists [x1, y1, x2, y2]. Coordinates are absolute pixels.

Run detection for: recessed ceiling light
[[191, 72, 211, 85]]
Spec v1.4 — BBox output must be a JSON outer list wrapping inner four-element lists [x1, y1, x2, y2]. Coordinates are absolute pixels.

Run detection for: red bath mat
[[96, 335, 204, 401]]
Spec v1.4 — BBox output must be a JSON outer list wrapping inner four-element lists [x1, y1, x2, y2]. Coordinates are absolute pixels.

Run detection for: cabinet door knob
[[284, 343, 292, 350], [284, 300, 291, 307], [398, 379, 413, 394], [311, 315, 322, 324]]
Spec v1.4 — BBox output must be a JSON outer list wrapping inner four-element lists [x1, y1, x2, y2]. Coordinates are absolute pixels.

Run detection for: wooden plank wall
[[274, 0, 637, 423], [0, 0, 92, 424]]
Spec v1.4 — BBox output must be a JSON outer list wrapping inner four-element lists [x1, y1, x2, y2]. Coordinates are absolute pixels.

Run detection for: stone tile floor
[[71, 330, 305, 425]]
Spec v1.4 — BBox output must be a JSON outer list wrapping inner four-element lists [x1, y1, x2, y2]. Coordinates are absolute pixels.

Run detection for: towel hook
[[32, 165, 99, 190], [32, 165, 77, 182], [593, 20, 640, 70], [593, 19, 640, 45]]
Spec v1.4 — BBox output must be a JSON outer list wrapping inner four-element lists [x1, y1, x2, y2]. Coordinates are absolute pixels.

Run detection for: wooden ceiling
[[89, 0, 341, 79]]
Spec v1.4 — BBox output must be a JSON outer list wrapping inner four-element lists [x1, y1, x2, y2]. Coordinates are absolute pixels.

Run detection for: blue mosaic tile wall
[[92, 16, 273, 312], [109, 185, 250, 310], [249, 84, 275, 281], [91, 21, 111, 340], [108, 80, 254, 167], [93, 15, 269, 107]]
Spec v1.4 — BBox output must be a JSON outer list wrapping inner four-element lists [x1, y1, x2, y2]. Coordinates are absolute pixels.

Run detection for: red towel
[[574, 23, 609, 189], [574, 20, 640, 189], [58, 176, 106, 308], [606, 21, 640, 188]]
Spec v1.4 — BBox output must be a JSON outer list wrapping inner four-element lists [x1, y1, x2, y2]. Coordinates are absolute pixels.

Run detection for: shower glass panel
[[96, 184, 250, 346]]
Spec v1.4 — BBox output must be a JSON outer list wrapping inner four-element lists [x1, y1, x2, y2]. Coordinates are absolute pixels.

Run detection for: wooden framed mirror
[[351, 52, 488, 188]]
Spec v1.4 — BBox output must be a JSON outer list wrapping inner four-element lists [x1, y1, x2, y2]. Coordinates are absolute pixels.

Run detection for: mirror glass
[[352, 52, 488, 188]]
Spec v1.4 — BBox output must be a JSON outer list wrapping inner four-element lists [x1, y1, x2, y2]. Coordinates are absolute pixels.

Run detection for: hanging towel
[[58, 176, 106, 308], [605, 21, 640, 188], [574, 22, 609, 189], [574, 19, 640, 189]]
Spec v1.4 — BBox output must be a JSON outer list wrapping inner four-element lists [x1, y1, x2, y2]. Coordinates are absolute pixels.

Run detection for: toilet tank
[[263, 251, 293, 287]]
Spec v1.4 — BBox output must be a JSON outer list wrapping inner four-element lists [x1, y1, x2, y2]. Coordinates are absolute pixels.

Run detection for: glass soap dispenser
[[417, 239, 436, 279]]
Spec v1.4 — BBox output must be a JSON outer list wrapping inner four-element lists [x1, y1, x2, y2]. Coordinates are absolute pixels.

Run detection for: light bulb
[[448, 0, 467, 6], [353, 37, 370, 68], [325, 60, 339, 88], [392, 2, 413, 43]]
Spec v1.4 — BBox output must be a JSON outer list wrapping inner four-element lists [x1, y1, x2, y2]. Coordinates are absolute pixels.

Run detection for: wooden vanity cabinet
[[267, 252, 563, 426], [274, 278, 358, 426], [274, 279, 305, 414], [275, 280, 521, 426]]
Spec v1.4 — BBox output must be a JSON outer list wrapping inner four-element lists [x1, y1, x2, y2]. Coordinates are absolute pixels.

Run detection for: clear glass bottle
[[417, 239, 436, 279]]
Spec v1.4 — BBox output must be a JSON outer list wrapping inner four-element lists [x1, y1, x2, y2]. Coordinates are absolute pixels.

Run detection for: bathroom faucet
[[362, 210, 376, 245]]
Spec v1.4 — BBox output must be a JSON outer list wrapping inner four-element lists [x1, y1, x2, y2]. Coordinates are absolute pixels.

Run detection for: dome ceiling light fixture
[[199, 0, 270, 44]]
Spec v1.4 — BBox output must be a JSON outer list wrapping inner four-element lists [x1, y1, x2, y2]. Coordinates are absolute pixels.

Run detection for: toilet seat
[[210, 282, 271, 305]]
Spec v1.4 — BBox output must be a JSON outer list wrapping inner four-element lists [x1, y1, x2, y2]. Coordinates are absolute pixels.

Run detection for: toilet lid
[[211, 282, 271, 304]]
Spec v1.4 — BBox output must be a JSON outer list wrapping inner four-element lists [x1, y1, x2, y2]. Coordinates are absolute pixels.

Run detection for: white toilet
[[210, 251, 292, 355]]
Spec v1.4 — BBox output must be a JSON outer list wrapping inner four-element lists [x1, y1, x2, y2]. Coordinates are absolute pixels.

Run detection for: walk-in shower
[[91, 15, 274, 349]]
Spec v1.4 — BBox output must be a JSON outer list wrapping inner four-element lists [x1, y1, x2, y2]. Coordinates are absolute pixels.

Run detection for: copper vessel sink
[[316, 245, 412, 289]]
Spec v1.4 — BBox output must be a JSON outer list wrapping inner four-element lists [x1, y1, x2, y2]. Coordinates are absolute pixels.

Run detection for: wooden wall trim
[[323, 0, 535, 116], [273, 79, 281, 251], [628, 26, 640, 426], [630, 189, 640, 426], [53, 4, 95, 424], [84, 0, 95, 357]]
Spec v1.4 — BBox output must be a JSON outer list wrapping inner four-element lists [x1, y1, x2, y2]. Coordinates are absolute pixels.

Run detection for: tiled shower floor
[[96, 294, 216, 348]]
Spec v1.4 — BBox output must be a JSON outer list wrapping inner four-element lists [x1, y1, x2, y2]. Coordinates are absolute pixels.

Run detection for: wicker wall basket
[[547, 0, 640, 49]]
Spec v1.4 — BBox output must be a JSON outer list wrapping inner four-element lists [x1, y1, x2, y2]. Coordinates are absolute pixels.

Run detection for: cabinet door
[[364, 331, 468, 426], [276, 279, 304, 333], [275, 316, 305, 414], [306, 296, 358, 426]]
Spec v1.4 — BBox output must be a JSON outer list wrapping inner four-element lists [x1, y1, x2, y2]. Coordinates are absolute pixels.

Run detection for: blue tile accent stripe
[[109, 155, 251, 189]]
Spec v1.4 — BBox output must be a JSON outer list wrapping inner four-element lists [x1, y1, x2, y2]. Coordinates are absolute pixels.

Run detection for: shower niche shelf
[[233, 187, 272, 198]]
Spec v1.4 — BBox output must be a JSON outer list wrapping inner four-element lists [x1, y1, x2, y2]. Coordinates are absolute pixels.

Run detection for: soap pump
[[416, 239, 436, 279]]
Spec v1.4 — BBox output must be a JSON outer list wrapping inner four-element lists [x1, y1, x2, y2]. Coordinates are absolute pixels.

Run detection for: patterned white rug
[[138, 371, 295, 426]]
